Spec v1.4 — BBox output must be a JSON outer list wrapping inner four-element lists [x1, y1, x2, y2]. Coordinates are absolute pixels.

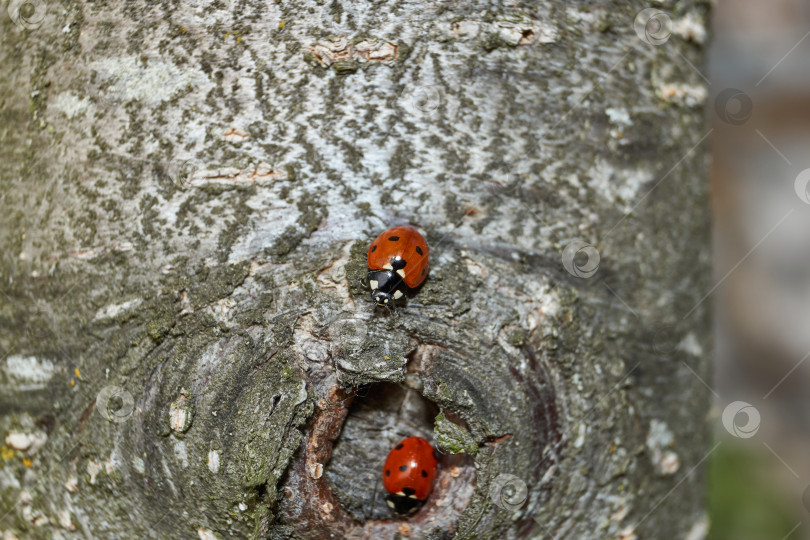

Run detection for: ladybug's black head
[[385, 492, 425, 515], [372, 289, 393, 307], [367, 269, 405, 308]]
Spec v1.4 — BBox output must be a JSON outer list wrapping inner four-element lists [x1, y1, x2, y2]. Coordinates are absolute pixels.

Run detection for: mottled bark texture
[[0, 0, 712, 538]]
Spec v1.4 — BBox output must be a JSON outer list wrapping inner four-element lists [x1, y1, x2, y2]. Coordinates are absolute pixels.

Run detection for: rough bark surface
[[0, 0, 712, 538]]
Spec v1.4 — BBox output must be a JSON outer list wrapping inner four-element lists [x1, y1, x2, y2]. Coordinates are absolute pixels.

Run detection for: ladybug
[[382, 436, 438, 515], [366, 226, 429, 307]]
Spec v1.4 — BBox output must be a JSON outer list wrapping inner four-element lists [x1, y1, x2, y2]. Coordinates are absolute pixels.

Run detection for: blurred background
[[709, 0, 810, 538]]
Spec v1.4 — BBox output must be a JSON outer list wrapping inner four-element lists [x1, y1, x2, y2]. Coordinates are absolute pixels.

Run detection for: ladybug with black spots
[[382, 436, 438, 515], [366, 226, 430, 307]]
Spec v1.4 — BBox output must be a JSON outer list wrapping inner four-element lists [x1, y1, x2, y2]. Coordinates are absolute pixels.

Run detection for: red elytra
[[382, 436, 438, 504], [367, 226, 430, 288], [366, 226, 430, 307]]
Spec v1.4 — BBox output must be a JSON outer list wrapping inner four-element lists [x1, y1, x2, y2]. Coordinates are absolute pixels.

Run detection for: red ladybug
[[366, 226, 429, 307], [382, 436, 438, 515]]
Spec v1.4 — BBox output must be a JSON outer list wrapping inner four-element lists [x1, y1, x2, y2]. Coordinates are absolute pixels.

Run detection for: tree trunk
[[0, 0, 712, 538]]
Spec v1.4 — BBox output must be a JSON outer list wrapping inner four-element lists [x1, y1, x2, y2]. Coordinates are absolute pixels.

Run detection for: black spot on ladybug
[[415, 246, 423, 255], [371, 244, 377, 252], [391, 257, 407, 270], [385, 469, 391, 476], [421, 470, 428, 477], [421, 269, 425, 277], [402, 487, 416, 496], [388, 236, 400, 241], [395, 443, 404, 450], [399, 465, 407, 472]]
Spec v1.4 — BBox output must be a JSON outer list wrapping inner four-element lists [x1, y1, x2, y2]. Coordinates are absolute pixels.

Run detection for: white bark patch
[[93, 298, 143, 321], [684, 516, 709, 540], [672, 13, 707, 44], [309, 35, 398, 67], [354, 39, 398, 62], [605, 107, 631, 126], [494, 14, 558, 46], [617, 526, 637, 540], [606, 107, 633, 140], [0, 469, 21, 492], [89, 56, 202, 107], [64, 475, 78, 492], [170, 389, 194, 433], [208, 298, 236, 327], [610, 499, 630, 522], [160, 455, 179, 496], [58, 509, 76, 530], [586, 158, 652, 212], [646, 420, 680, 475], [657, 83, 708, 107], [177, 289, 192, 315], [678, 332, 703, 357], [87, 460, 102, 485], [446, 20, 481, 39], [657, 451, 680, 475], [2, 355, 55, 392], [186, 164, 289, 187], [52, 92, 91, 118], [197, 528, 220, 540], [565, 7, 602, 25], [4, 431, 47, 454], [574, 423, 586, 448], [308, 461, 323, 479], [174, 439, 189, 468], [294, 381, 308, 406], [462, 256, 487, 279], [207, 450, 220, 474]]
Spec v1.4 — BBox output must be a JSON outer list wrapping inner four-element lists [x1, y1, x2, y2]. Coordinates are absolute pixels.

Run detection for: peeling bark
[[0, 0, 712, 538]]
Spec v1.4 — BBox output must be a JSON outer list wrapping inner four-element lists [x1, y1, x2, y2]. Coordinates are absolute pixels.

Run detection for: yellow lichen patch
[[279, 21, 286, 30], [70, 379, 75, 387], [74, 367, 81, 378], [22, 458, 32, 468], [1, 445, 14, 460]]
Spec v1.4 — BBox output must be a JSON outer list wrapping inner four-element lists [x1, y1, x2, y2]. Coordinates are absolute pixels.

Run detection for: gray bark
[[0, 0, 712, 538]]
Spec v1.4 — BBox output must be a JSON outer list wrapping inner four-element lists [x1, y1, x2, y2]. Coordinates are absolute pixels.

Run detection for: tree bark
[[0, 0, 712, 538]]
